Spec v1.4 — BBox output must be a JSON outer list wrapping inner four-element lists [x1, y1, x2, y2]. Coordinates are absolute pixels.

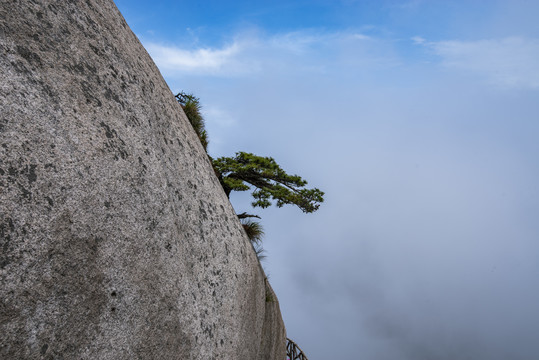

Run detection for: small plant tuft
[[241, 219, 266, 260], [175, 92, 209, 151]]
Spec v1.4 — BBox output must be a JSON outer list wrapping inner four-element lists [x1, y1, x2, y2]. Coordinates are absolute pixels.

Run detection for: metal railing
[[286, 338, 308, 360]]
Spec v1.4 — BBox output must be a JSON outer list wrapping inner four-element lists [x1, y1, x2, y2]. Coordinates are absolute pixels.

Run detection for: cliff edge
[[0, 0, 285, 358]]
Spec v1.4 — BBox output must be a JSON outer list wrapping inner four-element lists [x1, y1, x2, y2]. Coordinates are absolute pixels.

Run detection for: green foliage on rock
[[213, 152, 324, 213], [241, 219, 266, 259], [175, 92, 209, 151], [241, 218, 265, 245]]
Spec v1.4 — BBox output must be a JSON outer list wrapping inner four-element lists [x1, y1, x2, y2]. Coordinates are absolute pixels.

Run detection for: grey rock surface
[[0, 0, 285, 358]]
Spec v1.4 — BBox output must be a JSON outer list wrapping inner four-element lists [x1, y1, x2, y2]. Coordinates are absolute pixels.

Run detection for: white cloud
[[144, 41, 252, 75], [352, 33, 372, 41], [268, 31, 322, 53], [203, 107, 238, 128], [145, 31, 539, 91], [411, 36, 426, 45], [142, 30, 400, 78], [430, 37, 539, 89]]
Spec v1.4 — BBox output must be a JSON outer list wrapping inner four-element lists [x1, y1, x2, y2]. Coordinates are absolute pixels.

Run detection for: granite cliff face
[[0, 1, 285, 358]]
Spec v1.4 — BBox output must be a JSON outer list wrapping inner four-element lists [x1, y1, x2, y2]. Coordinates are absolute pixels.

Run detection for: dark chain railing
[[286, 338, 308, 360]]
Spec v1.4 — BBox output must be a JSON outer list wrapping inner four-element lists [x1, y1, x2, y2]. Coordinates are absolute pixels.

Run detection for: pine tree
[[213, 152, 324, 213]]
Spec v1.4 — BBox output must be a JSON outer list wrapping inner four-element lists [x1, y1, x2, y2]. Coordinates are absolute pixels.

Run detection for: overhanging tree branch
[[213, 152, 324, 213]]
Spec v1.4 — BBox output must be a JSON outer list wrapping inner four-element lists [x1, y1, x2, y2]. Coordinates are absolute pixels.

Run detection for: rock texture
[[0, 1, 286, 359]]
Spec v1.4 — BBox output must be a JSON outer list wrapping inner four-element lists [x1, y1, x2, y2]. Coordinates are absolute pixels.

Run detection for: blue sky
[[114, 1, 539, 359]]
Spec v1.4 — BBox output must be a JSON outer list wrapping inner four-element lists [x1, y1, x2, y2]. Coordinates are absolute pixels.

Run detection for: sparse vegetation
[[175, 91, 324, 260], [241, 219, 266, 260], [175, 92, 208, 151]]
